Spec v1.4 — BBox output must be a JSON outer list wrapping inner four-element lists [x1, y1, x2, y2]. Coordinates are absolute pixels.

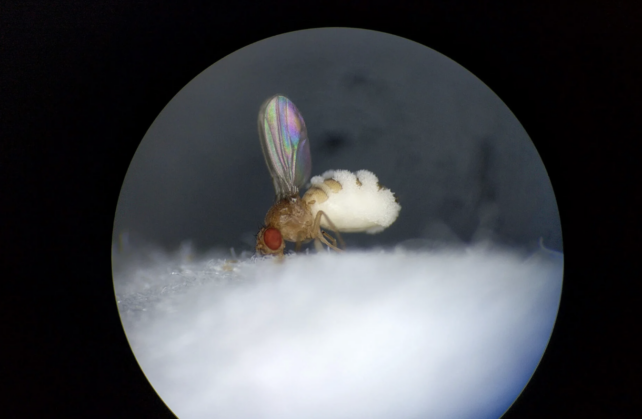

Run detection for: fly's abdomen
[[303, 170, 401, 234]]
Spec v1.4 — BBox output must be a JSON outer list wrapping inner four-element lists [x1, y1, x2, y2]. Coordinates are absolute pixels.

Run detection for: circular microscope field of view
[[112, 28, 563, 419]]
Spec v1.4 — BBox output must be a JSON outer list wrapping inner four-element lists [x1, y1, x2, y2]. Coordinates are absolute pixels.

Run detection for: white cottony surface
[[308, 170, 401, 233], [115, 245, 562, 419]]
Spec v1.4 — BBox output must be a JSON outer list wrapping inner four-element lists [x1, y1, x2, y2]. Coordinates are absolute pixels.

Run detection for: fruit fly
[[255, 95, 401, 256]]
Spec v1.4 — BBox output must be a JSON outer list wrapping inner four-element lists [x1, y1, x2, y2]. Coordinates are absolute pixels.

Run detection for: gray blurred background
[[112, 28, 562, 254]]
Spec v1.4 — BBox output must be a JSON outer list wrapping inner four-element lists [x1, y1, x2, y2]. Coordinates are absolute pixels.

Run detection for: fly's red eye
[[263, 227, 282, 250]]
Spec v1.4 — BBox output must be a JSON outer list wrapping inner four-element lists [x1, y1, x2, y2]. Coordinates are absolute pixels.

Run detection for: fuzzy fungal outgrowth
[[303, 169, 401, 234]]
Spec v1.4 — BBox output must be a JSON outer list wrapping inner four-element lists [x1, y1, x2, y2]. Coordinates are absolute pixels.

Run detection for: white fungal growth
[[305, 169, 401, 234]]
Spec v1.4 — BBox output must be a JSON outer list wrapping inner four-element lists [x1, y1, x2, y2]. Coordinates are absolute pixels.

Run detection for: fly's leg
[[312, 210, 344, 252], [311, 211, 327, 252], [294, 241, 302, 252], [318, 211, 345, 249], [319, 232, 343, 252], [321, 230, 337, 248]]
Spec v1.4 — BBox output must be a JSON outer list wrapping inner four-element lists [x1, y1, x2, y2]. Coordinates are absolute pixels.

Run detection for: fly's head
[[256, 225, 285, 256]]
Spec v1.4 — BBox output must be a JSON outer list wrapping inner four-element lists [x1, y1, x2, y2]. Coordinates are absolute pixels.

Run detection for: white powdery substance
[[308, 169, 401, 233], [115, 246, 562, 419]]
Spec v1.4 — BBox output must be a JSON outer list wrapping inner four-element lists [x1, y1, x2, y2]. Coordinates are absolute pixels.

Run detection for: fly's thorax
[[304, 169, 401, 233], [264, 195, 315, 243]]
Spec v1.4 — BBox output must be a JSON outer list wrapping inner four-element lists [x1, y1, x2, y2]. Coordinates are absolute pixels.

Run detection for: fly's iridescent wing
[[258, 95, 312, 200]]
